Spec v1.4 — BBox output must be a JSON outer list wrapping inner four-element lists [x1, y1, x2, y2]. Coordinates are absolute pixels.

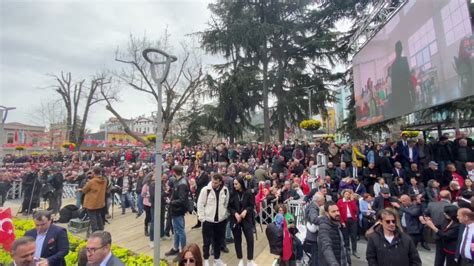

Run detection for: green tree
[[201, 1, 350, 142]]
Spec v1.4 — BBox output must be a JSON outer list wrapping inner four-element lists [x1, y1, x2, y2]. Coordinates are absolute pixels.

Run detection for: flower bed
[[401, 130, 420, 138], [299, 119, 322, 131], [0, 219, 165, 265]]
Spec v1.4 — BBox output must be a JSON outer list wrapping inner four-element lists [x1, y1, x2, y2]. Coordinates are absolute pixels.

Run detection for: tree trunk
[[278, 106, 285, 142], [105, 105, 152, 147]]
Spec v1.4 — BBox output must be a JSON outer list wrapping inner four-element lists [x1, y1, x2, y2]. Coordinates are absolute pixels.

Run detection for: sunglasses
[[180, 258, 195, 265], [383, 219, 396, 224]]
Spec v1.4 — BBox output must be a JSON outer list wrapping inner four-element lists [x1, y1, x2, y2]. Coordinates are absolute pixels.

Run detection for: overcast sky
[[1, 0, 215, 131]]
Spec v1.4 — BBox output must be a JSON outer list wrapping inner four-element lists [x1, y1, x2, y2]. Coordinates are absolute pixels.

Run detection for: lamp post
[[0, 106, 16, 165], [142, 49, 177, 265]]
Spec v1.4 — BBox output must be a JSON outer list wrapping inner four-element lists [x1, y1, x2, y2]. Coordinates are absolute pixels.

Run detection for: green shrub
[[0, 219, 166, 266]]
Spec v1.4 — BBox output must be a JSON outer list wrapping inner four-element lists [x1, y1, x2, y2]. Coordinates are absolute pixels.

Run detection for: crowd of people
[[1, 130, 474, 265]]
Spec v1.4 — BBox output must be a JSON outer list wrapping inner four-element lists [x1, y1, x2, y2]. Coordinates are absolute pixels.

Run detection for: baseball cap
[[428, 161, 438, 166], [380, 187, 390, 194]]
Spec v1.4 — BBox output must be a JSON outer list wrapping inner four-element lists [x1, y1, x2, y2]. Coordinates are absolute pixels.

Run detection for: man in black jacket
[[317, 201, 350, 266], [392, 194, 427, 249], [165, 165, 190, 257], [192, 165, 210, 229], [366, 208, 421, 265], [422, 161, 442, 187]]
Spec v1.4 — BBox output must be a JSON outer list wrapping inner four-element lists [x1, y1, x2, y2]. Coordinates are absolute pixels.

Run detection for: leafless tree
[[29, 99, 66, 151], [50, 71, 115, 148], [111, 32, 206, 141], [30, 99, 65, 129]]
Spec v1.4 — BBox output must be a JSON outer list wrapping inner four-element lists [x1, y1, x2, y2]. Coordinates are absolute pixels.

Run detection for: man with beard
[[366, 208, 421, 265], [317, 201, 351, 266]]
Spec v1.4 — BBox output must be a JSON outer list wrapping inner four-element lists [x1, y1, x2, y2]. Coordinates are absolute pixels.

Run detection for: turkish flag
[[0, 208, 15, 252], [282, 219, 293, 261]]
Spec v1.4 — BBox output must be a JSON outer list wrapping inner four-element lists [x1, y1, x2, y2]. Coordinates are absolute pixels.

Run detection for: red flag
[[69, 143, 75, 151], [0, 208, 15, 252], [282, 219, 293, 261], [14, 131, 18, 143], [255, 182, 265, 213]]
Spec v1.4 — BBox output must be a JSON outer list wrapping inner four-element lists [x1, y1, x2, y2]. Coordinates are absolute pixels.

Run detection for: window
[[408, 18, 437, 70], [32, 138, 38, 145], [7, 133, 14, 144], [442, 0, 472, 46]]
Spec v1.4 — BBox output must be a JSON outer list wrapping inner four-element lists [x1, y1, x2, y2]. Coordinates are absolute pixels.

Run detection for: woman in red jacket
[[337, 188, 360, 259]]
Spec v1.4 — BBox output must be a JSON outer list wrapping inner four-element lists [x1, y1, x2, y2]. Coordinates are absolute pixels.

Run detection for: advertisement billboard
[[353, 0, 473, 127]]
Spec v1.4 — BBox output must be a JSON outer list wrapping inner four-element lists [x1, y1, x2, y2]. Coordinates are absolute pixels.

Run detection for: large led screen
[[353, 0, 473, 127]]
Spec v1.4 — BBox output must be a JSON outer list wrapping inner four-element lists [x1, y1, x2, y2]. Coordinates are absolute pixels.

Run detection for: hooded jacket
[[82, 176, 106, 210], [197, 183, 229, 223]]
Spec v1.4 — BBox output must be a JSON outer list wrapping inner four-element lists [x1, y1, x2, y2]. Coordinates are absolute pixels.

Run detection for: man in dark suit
[[86, 231, 124, 266], [455, 208, 474, 266], [396, 133, 410, 164], [25, 210, 69, 266], [392, 161, 407, 182], [401, 140, 419, 171], [424, 190, 453, 266]]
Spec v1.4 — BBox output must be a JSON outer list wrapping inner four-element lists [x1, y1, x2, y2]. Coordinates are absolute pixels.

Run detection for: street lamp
[[142, 49, 177, 265], [0, 106, 16, 165]]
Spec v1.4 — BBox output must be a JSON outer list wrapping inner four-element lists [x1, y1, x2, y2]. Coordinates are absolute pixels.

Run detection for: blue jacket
[[25, 224, 69, 266]]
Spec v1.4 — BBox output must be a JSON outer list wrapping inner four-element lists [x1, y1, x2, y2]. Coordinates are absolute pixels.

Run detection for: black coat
[[279, 189, 300, 204], [437, 221, 460, 255], [195, 173, 209, 202], [378, 157, 394, 174], [421, 168, 441, 187], [389, 182, 409, 198], [169, 176, 190, 217], [366, 225, 421, 266], [317, 216, 350, 266], [228, 189, 255, 228]]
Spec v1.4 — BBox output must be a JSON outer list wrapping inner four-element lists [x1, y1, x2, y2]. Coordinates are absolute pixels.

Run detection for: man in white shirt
[[86, 231, 124, 266], [455, 208, 474, 265]]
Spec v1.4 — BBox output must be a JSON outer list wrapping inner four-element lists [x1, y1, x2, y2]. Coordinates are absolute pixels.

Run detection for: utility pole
[[143, 48, 177, 265]]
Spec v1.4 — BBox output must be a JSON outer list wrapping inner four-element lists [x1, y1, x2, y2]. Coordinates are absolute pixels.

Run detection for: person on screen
[[390, 41, 415, 114]]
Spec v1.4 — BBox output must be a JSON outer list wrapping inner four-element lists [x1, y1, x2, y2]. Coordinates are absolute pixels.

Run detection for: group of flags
[[13, 130, 27, 144]]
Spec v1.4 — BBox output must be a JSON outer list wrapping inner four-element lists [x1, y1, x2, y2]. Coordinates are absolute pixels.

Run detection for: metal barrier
[[256, 199, 307, 229], [62, 184, 78, 199], [7, 182, 81, 200], [287, 200, 306, 227], [7, 180, 22, 200]]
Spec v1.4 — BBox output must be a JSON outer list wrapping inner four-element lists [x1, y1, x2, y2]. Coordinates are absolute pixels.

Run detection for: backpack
[[58, 204, 80, 223], [266, 223, 283, 256]]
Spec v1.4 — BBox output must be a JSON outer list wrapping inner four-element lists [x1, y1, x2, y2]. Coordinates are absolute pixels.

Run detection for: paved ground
[[4, 198, 436, 265]]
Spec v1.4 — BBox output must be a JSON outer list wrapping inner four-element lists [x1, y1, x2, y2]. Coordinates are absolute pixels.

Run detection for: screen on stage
[[353, 0, 474, 127]]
